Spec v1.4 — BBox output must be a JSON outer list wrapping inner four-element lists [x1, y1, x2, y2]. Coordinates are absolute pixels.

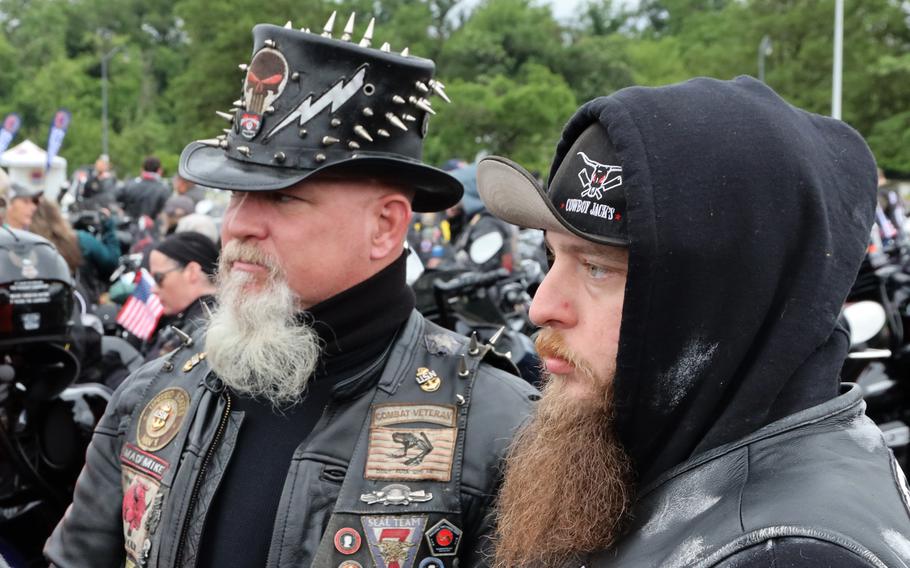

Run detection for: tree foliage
[[0, 0, 908, 179]]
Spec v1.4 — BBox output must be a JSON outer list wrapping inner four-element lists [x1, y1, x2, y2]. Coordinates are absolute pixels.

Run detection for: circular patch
[[435, 528, 454, 547], [419, 558, 445, 568], [137, 387, 190, 452], [338, 561, 363, 568], [334, 527, 362, 555]]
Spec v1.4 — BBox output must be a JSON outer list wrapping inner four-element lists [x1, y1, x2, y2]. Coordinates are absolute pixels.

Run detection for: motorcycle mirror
[[469, 232, 504, 265], [843, 301, 888, 346]]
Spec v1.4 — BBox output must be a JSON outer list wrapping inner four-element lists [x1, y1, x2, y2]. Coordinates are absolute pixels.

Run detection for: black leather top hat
[[179, 14, 462, 212]]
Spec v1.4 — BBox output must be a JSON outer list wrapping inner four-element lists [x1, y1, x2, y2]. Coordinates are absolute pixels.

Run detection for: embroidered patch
[[136, 387, 190, 452], [371, 404, 457, 428], [577, 151, 622, 200], [122, 469, 162, 567], [367, 404, 457, 481], [121, 443, 169, 481], [334, 527, 362, 555], [361, 515, 427, 568], [425, 519, 462, 557]]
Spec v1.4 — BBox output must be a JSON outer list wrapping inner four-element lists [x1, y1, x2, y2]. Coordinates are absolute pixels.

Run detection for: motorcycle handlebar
[[433, 268, 512, 294]]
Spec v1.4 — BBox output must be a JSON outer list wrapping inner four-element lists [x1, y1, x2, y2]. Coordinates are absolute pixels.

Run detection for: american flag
[[116, 268, 164, 341]]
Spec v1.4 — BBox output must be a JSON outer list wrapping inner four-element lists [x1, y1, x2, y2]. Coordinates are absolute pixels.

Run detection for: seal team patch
[[366, 404, 457, 482], [361, 515, 427, 568], [137, 387, 190, 452]]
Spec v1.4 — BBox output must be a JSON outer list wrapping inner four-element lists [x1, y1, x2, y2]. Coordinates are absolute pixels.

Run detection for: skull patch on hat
[[241, 48, 290, 139]]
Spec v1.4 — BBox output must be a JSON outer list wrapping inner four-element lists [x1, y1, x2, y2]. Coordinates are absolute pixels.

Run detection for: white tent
[[0, 139, 68, 203]]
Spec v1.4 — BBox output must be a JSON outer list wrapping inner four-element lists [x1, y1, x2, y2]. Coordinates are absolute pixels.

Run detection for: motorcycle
[[842, 248, 910, 471]]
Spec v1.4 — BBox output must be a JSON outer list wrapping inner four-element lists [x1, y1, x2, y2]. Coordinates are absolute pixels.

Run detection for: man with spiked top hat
[[46, 13, 535, 568], [480, 77, 910, 567]]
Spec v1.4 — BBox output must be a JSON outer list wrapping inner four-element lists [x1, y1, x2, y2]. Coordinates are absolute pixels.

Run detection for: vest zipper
[[174, 389, 232, 566]]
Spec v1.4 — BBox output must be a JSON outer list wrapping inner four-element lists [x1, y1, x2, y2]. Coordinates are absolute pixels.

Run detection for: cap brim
[[477, 156, 628, 246], [180, 142, 462, 213]]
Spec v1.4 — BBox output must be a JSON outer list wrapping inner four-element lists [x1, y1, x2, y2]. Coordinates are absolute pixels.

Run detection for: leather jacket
[[45, 311, 537, 567], [585, 384, 910, 567]]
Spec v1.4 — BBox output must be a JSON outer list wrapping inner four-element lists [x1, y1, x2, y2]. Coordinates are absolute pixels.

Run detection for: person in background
[[81, 154, 120, 210], [175, 213, 219, 245], [146, 231, 219, 357], [161, 194, 195, 236], [172, 173, 206, 205], [4, 183, 42, 231], [450, 163, 518, 273], [117, 155, 170, 221], [30, 200, 120, 305]]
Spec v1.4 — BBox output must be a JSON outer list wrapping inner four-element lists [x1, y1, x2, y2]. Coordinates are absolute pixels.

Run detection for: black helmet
[[0, 228, 78, 399]]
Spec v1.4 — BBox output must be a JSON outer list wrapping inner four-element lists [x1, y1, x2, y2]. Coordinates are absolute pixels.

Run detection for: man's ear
[[370, 192, 412, 261]]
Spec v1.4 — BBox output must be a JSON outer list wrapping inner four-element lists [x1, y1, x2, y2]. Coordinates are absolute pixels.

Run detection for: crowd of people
[[1, 10, 909, 568]]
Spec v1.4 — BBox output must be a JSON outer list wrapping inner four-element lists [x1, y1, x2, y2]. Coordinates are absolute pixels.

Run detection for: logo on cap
[[577, 151, 622, 200]]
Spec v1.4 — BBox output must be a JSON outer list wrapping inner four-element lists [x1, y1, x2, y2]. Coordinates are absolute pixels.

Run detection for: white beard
[[205, 254, 321, 408]]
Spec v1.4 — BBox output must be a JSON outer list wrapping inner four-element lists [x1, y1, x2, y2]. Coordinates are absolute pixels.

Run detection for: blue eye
[[584, 262, 609, 279]]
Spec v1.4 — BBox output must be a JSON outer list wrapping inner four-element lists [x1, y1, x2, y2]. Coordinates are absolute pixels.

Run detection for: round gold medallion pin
[[137, 387, 190, 452], [415, 367, 442, 392]]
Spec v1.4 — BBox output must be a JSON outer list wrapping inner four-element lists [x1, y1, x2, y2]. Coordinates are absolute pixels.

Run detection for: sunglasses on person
[[152, 265, 184, 285]]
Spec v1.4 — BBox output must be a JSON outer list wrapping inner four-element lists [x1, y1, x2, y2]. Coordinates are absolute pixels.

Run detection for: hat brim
[[477, 156, 628, 246], [180, 142, 462, 213]]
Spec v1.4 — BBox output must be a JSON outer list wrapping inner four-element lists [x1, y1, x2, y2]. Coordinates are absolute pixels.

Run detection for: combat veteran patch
[[362, 515, 427, 568], [137, 387, 190, 452], [366, 404, 457, 482], [425, 519, 462, 557]]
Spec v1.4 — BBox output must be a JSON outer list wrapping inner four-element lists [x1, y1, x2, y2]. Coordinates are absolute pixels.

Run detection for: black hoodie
[[548, 76, 877, 487]]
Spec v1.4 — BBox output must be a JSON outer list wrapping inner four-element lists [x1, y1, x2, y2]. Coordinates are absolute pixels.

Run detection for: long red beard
[[492, 330, 634, 568]]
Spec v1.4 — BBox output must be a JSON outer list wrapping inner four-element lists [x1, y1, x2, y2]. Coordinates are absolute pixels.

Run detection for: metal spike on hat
[[432, 83, 451, 103], [330, 118, 342, 127], [409, 96, 435, 115], [415, 81, 429, 93], [197, 139, 223, 148], [386, 113, 408, 131], [359, 18, 375, 47], [392, 95, 406, 104], [353, 125, 374, 142], [401, 47, 410, 56], [274, 151, 286, 163], [362, 107, 374, 117], [341, 13, 355, 41], [321, 11, 337, 37], [222, 128, 232, 135], [231, 99, 244, 108], [402, 114, 416, 122], [215, 111, 234, 122], [380, 42, 391, 52], [237, 146, 252, 157], [238, 63, 248, 72], [315, 153, 327, 163], [322, 136, 340, 146], [291, 72, 300, 81], [377, 129, 390, 137], [263, 39, 277, 48], [468, 332, 480, 356], [301, 27, 310, 33], [284, 21, 293, 29], [348, 141, 360, 149]]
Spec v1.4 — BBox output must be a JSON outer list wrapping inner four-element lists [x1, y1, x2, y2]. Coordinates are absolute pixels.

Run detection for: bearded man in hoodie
[[479, 76, 910, 568]]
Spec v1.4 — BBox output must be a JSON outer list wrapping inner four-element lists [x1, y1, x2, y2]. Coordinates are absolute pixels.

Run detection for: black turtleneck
[[197, 253, 414, 568]]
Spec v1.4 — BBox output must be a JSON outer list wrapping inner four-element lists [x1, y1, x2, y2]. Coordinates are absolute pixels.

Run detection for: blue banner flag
[[45, 108, 71, 170], [0, 113, 21, 154]]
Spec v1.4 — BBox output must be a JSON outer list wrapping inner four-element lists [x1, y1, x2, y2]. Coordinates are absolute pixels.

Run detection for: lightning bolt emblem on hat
[[264, 65, 368, 141]]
